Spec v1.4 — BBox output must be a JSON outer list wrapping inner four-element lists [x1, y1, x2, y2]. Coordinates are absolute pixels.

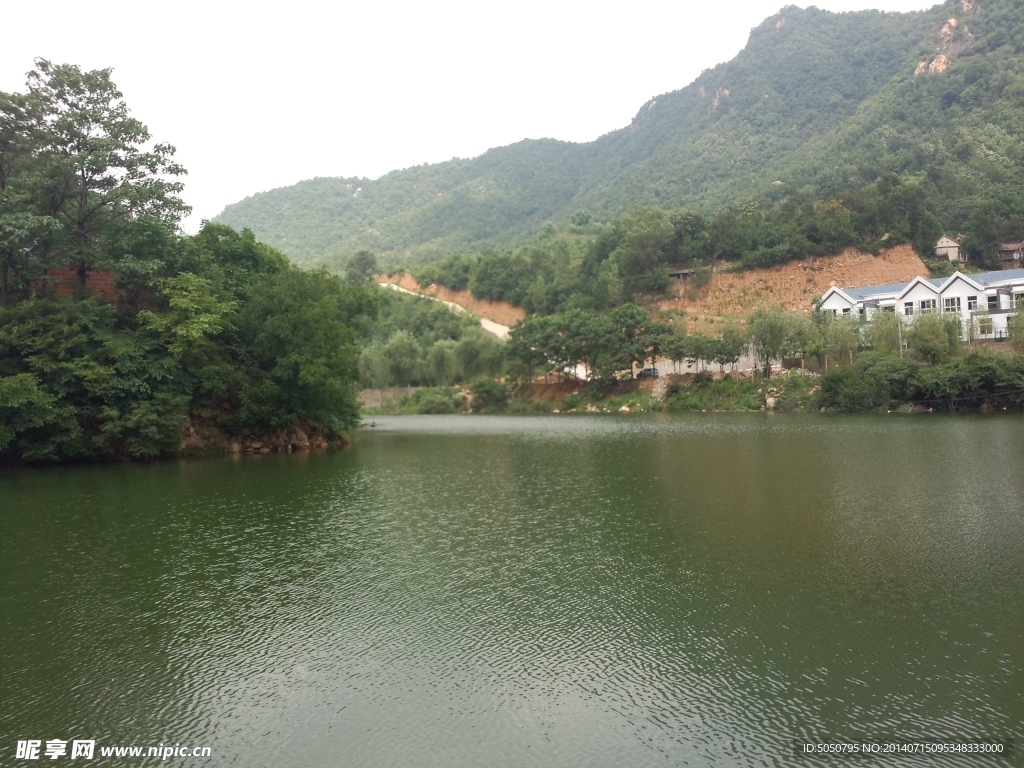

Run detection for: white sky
[[1, 0, 934, 232]]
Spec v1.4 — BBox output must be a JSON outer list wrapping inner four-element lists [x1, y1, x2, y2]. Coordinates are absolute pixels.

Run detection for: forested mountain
[[215, 0, 1024, 266]]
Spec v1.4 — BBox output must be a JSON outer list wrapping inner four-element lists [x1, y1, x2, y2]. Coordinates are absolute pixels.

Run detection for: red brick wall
[[39, 266, 120, 305]]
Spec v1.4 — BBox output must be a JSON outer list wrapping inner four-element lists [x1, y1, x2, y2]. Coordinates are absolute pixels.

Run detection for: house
[[818, 269, 1024, 341], [999, 242, 1023, 269], [935, 235, 964, 263]]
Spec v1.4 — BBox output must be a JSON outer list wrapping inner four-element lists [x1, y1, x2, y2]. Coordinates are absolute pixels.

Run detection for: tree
[[427, 340, 459, 386], [345, 250, 378, 285], [664, 325, 690, 374], [907, 312, 961, 365], [0, 89, 57, 305], [643, 322, 672, 372], [608, 303, 651, 375], [748, 307, 791, 374], [27, 60, 188, 282], [612, 207, 673, 294], [866, 310, 903, 356], [237, 269, 365, 432], [383, 330, 422, 387]]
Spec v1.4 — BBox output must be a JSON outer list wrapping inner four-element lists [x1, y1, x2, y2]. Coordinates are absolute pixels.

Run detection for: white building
[[935, 235, 963, 263], [819, 269, 1024, 340]]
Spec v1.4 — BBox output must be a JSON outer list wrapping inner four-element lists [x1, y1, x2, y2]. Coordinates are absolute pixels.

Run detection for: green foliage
[[357, 289, 506, 389], [0, 64, 374, 463], [398, 387, 464, 415], [906, 312, 962, 365], [818, 350, 1024, 411], [469, 378, 510, 414], [236, 269, 365, 433], [864, 310, 904, 356]]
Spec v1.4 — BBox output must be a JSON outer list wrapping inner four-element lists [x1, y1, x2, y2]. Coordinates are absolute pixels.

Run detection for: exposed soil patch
[[659, 244, 927, 323]]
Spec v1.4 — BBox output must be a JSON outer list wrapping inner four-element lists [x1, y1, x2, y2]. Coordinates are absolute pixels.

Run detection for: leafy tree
[[427, 339, 459, 386], [237, 269, 365, 432], [345, 250, 378, 285], [748, 307, 792, 374], [383, 330, 422, 387], [865, 310, 903, 356], [906, 312, 961, 365], [27, 60, 187, 282]]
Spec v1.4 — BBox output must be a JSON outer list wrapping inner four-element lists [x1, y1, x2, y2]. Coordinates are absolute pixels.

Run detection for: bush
[[469, 378, 510, 414], [398, 388, 463, 414]]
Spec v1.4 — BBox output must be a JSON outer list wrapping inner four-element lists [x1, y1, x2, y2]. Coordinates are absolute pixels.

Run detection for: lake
[[2, 414, 1022, 766]]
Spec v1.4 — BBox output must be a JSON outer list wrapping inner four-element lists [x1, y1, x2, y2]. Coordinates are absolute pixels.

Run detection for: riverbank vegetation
[[0, 63, 372, 464], [367, 300, 1024, 416]]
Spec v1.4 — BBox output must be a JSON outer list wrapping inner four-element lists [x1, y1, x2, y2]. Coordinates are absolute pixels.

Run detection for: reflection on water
[[2, 414, 1022, 766]]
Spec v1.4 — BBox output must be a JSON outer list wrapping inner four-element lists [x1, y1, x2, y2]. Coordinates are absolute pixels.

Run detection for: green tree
[[906, 312, 961, 365], [27, 60, 187, 282], [866, 310, 903, 356], [383, 330, 422, 387], [237, 269, 365, 432], [748, 307, 791, 374], [345, 250, 378, 285], [427, 339, 459, 386]]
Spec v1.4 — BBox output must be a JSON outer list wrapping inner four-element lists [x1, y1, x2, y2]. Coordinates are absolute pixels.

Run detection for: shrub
[[469, 378, 510, 414]]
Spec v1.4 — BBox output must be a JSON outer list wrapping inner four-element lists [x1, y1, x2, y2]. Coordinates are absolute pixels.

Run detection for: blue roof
[[843, 281, 914, 300], [840, 269, 1024, 299]]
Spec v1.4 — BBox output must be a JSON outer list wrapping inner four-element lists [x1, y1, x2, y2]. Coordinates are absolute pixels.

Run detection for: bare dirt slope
[[384, 273, 526, 327], [660, 244, 928, 319]]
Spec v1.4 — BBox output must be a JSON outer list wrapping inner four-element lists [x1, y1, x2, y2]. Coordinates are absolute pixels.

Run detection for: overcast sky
[[2, 0, 934, 231]]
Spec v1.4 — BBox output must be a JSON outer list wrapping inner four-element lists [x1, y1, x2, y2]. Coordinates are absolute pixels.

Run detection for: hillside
[[659, 244, 928, 322], [215, 0, 1024, 265]]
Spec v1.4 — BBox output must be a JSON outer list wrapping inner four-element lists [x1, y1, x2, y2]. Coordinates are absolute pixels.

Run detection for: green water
[[2, 414, 1022, 766]]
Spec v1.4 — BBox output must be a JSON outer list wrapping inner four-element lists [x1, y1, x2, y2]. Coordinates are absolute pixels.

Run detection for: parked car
[[636, 367, 660, 379]]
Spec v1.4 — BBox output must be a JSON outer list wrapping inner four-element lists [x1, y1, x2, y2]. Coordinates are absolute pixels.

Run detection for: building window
[[858, 307, 866, 318], [904, 302, 914, 316], [882, 305, 895, 313], [920, 299, 937, 313], [944, 297, 961, 313], [967, 295, 977, 311], [988, 295, 999, 311], [978, 317, 993, 335], [842, 308, 851, 316]]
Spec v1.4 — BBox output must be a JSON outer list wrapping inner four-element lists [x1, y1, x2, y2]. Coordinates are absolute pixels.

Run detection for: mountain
[[214, 0, 1024, 265]]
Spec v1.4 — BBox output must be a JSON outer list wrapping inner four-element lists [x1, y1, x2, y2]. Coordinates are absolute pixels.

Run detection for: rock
[[619, 405, 631, 413], [765, 396, 777, 410], [586, 404, 599, 413]]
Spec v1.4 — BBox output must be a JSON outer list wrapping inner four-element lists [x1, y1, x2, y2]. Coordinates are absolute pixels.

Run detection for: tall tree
[[27, 60, 188, 282], [0, 89, 56, 305]]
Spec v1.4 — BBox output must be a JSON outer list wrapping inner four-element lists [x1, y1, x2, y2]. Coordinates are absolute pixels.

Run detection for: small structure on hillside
[[668, 268, 695, 280], [935, 235, 964, 263], [999, 242, 1023, 269]]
